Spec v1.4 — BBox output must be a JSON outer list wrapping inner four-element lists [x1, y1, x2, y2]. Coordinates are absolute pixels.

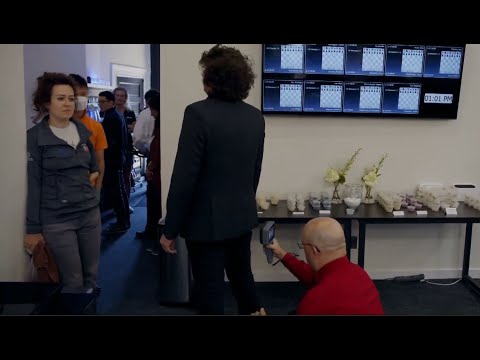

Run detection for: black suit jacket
[[163, 97, 265, 242], [101, 107, 127, 170]]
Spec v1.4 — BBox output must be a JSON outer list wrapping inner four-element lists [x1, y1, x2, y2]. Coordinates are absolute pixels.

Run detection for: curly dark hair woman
[[25, 72, 102, 292], [199, 44, 256, 101], [160, 44, 266, 314]]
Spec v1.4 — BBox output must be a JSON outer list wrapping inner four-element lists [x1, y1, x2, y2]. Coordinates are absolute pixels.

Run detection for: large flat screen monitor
[[262, 44, 466, 119]]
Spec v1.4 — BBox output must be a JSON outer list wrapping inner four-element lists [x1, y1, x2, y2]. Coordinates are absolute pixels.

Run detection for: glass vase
[[332, 181, 342, 204], [363, 185, 375, 204], [344, 184, 363, 209]]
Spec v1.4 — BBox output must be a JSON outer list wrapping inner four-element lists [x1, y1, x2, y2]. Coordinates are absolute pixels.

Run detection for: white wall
[[86, 44, 151, 96], [23, 44, 87, 129], [160, 44, 480, 280], [0, 44, 151, 281], [23, 45, 151, 125], [0, 45, 29, 281]]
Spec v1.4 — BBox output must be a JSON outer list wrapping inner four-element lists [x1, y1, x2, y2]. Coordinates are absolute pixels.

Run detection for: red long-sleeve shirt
[[281, 254, 384, 315]]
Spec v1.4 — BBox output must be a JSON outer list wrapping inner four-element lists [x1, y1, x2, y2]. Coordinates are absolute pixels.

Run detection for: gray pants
[[42, 207, 101, 293]]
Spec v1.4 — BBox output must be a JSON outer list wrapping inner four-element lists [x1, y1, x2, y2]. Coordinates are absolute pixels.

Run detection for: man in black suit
[[98, 91, 130, 234], [160, 45, 265, 315]]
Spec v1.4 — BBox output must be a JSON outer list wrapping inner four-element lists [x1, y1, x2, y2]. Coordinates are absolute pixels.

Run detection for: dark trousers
[[144, 180, 162, 236], [186, 231, 260, 315], [123, 163, 133, 198], [103, 168, 130, 227]]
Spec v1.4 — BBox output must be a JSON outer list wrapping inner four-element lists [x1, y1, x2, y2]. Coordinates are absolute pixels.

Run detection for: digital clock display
[[424, 93, 453, 104]]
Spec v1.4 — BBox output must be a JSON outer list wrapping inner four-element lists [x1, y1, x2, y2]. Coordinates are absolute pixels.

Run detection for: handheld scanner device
[[260, 221, 275, 264]]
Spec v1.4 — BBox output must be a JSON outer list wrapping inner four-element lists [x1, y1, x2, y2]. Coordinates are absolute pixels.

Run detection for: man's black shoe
[[136, 231, 154, 240], [104, 224, 130, 235]]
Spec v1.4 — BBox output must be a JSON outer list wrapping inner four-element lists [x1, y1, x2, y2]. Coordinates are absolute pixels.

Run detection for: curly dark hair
[[199, 44, 256, 101], [69, 73, 88, 88], [33, 72, 75, 114]]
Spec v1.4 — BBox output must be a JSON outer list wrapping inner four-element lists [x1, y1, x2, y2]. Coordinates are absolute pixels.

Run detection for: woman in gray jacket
[[24, 72, 102, 293]]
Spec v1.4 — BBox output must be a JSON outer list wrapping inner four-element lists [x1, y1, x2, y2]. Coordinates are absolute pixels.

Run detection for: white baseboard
[[367, 268, 480, 280], [247, 248, 480, 281], [253, 271, 299, 282], [246, 268, 480, 282]]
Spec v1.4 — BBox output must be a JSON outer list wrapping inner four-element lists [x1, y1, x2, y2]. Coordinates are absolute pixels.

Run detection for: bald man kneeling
[[267, 218, 384, 315]]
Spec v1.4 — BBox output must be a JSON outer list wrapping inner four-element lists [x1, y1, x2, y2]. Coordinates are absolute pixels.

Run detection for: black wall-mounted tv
[[261, 44, 466, 119]]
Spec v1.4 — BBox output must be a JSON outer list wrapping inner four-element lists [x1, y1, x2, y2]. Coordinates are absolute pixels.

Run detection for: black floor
[[96, 190, 480, 315]]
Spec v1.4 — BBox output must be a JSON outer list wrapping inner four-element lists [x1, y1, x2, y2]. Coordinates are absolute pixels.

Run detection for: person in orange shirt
[[69, 74, 108, 191]]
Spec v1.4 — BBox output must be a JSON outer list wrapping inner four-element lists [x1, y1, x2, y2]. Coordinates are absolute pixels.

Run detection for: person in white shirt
[[133, 89, 159, 156], [134, 89, 161, 241]]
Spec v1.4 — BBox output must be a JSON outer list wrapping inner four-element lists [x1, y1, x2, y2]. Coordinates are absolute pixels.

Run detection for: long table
[[354, 202, 480, 296], [257, 201, 354, 260], [257, 201, 480, 296]]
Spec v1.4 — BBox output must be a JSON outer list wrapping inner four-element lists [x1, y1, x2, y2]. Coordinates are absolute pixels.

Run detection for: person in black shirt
[[99, 90, 130, 233], [114, 87, 136, 212]]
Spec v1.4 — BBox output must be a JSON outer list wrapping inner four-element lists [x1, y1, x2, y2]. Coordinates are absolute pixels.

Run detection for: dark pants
[[123, 163, 133, 198], [186, 231, 260, 315], [144, 180, 162, 236], [103, 168, 130, 227]]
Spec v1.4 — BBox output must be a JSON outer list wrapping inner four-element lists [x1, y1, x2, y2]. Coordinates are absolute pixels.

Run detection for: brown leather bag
[[32, 239, 60, 283]]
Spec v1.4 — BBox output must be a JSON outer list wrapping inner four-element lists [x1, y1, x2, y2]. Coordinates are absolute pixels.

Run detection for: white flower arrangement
[[362, 170, 379, 187], [324, 148, 362, 202], [362, 153, 387, 203], [324, 168, 340, 183]]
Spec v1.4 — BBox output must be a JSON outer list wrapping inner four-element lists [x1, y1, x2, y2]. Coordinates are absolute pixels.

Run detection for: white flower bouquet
[[324, 148, 362, 203], [362, 153, 387, 204]]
